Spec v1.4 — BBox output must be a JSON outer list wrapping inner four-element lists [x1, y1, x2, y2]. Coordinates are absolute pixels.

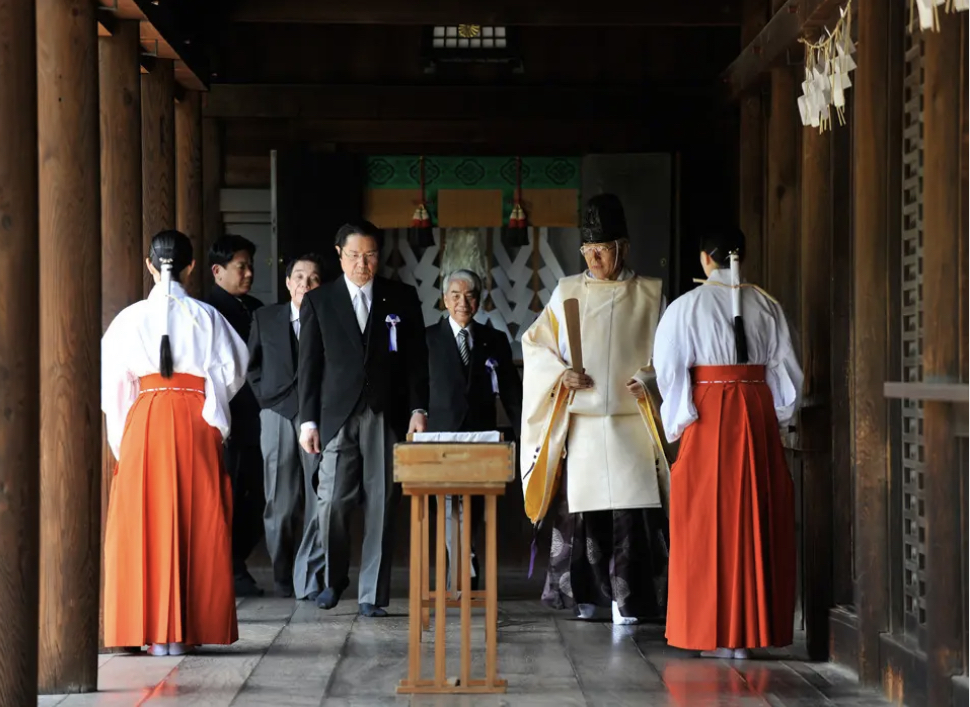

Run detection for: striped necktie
[[457, 328, 470, 366]]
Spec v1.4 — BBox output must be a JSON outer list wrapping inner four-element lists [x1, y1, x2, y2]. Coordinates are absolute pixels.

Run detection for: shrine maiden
[[522, 194, 670, 625], [102, 230, 249, 656], [654, 226, 802, 658]]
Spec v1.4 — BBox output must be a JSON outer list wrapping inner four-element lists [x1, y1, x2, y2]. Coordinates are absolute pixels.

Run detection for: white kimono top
[[101, 281, 250, 459], [653, 268, 803, 443]]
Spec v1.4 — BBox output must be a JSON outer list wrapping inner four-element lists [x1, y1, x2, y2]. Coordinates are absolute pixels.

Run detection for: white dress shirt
[[449, 317, 474, 350], [101, 281, 250, 459], [290, 301, 301, 339], [653, 268, 803, 442]]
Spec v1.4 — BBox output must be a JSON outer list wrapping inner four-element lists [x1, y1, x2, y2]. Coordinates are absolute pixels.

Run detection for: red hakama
[[104, 373, 238, 648], [665, 364, 795, 651]]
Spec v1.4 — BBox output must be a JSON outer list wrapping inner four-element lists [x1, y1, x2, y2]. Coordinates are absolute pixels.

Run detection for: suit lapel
[[330, 279, 365, 356], [278, 304, 297, 376], [365, 278, 387, 361], [468, 321, 488, 392], [438, 318, 466, 385]]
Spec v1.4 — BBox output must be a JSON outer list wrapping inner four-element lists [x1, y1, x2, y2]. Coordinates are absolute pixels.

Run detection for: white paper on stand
[[411, 431, 502, 443]]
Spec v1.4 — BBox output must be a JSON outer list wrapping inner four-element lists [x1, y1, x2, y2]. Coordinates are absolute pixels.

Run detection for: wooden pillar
[[765, 64, 800, 323], [176, 91, 204, 296], [98, 19, 143, 648], [0, 1, 40, 704], [37, 0, 101, 693], [141, 59, 176, 296], [202, 117, 224, 296], [852, 0, 896, 685], [738, 0, 767, 285], [921, 13, 965, 706], [799, 125, 833, 661]]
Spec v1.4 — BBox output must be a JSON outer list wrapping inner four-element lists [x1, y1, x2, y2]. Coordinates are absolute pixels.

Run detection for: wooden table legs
[[398, 490, 507, 695]]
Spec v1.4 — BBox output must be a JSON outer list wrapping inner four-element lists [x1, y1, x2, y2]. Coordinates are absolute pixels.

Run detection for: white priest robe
[[521, 269, 666, 520]]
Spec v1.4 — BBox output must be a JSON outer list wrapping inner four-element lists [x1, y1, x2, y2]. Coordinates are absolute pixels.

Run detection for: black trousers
[[224, 437, 266, 577]]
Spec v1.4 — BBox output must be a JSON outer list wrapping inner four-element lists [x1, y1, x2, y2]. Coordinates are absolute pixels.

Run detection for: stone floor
[[38, 595, 894, 707]]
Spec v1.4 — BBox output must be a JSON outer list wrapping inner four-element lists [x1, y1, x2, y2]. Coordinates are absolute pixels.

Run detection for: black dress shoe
[[316, 586, 344, 610], [234, 574, 264, 597], [275, 582, 295, 598], [359, 603, 388, 618], [303, 590, 321, 602]]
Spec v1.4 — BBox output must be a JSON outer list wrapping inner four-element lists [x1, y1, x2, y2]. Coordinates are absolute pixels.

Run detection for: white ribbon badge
[[485, 357, 499, 395], [385, 314, 401, 352]]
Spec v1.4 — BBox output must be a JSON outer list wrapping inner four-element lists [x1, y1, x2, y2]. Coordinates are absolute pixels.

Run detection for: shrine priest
[[653, 226, 802, 658], [521, 193, 670, 626]]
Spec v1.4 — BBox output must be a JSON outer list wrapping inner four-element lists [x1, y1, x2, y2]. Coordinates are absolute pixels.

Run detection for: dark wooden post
[[176, 91, 204, 296], [37, 0, 101, 693], [738, 0, 767, 285], [921, 12, 965, 706], [799, 124, 833, 661], [141, 59, 176, 296], [202, 116, 224, 296], [98, 18, 143, 648], [0, 0, 40, 704], [852, 0, 895, 685]]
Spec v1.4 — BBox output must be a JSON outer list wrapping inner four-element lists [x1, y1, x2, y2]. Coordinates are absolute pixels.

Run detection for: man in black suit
[[298, 221, 429, 617], [248, 254, 326, 600], [207, 234, 265, 597], [426, 269, 523, 587]]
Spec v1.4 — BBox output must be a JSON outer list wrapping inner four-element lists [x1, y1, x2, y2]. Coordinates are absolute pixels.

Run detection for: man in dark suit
[[426, 269, 523, 588], [248, 254, 326, 600], [298, 221, 429, 617], [207, 234, 266, 597]]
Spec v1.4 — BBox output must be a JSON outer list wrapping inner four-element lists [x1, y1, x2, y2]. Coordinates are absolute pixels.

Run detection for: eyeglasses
[[341, 250, 380, 263], [579, 242, 617, 257]]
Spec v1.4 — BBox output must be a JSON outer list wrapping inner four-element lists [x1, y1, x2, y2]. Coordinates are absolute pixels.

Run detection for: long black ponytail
[[148, 230, 193, 378]]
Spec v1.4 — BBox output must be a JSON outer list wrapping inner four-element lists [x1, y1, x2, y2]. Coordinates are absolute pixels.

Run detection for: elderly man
[[298, 221, 429, 617], [426, 269, 523, 588], [521, 193, 669, 625], [248, 254, 326, 600]]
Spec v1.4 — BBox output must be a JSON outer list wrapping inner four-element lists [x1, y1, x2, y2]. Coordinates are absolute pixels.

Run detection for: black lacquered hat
[[580, 193, 629, 244]]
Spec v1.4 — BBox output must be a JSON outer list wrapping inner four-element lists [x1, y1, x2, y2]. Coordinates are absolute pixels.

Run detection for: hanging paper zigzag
[[797, 1, 856, 133]]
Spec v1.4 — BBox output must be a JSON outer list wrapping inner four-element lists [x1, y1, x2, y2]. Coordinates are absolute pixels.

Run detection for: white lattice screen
[[379, 227, 571, 359]]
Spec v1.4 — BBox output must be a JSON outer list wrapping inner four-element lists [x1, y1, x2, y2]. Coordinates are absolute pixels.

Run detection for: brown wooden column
[[799, 125, 833, 661], [98, 19, 143, 649], [0, 1, 40, 704], [738, 0, 767, 285], [176, 91, 204, 296], [921, 13, 965, 706], [37, 0, 101, 693], [852, 0, 895, 686], [765, 64, 799, 323], [202, 116, 224, 297], [141, 59, 176, 296]]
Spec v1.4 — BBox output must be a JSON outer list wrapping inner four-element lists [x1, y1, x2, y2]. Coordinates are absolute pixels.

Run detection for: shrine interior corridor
[[37, 569, 894, 707]]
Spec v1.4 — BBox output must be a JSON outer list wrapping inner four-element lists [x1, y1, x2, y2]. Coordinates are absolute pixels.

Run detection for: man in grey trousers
[[248, 254, 326, 599], [299, 221, 429, 617]]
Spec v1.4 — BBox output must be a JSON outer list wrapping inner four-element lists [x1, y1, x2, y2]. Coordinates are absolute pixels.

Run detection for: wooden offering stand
[[394, 438, 515, 695]]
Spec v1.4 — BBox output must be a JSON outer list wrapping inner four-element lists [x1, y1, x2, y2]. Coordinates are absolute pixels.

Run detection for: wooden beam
[[721, 0, 844, 99], [37, 0, 102, 693], [738, 0, 768, 285], [98, 18, 143, 651], [231, 0, 741, 26], [176, 91, 204, 297], [922, 12, 967, 706], [203, 83, 713, 121], [765, 65, 799, 326], [0, 0, 40, 703], [852, 0, 897, 687], [799, 124, 833, 661], [141, 60, 177, 297]]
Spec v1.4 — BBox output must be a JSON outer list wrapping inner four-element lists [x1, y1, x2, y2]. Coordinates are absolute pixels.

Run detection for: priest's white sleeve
[[101, 313, 139, 460], [652, 298, 696, 443], [765, 302, 804, 425], [203, 310, 250, 442]]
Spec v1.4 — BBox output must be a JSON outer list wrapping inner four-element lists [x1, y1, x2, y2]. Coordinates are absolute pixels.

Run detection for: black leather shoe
[[316, 586, 344, 610], [275, 582, 295, 598], [359, 603, 388, 617], [234, 573, 264, 597]]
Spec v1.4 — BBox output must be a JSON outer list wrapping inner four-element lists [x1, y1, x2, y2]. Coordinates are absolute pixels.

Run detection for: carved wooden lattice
[[379, 227, 566, 359], [900, 25, 927, 650]]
